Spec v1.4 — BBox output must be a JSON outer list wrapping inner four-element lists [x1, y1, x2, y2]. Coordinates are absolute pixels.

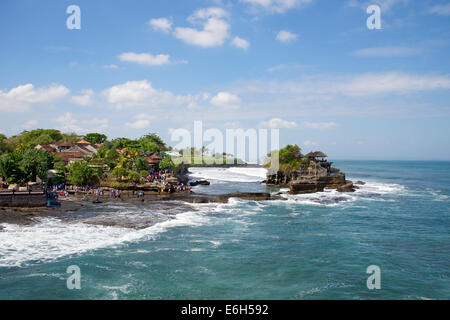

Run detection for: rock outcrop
[[266, 160, 351, 194]]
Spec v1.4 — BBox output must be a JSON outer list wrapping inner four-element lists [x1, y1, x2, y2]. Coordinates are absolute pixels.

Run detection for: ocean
[[0, 161, 448, 299]]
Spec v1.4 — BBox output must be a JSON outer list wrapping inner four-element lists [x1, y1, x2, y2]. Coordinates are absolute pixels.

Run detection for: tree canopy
[[84, 133, 107, 144]]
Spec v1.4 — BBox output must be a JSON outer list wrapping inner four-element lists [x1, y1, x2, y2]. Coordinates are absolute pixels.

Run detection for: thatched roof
[[306, 151, 328, 158]]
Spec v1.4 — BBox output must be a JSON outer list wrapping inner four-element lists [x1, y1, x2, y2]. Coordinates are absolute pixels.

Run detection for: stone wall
[[0, 193, 47, 207]]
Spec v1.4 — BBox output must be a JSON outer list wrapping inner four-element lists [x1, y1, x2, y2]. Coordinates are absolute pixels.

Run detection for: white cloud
[[301, 122, 339, 130], [103, 80, 190, 109], [259, 118, 297, 129], [125, 119, 151, 129], [0, 83, 69, 111], [429, 4, 450, 16], [174, 7, 230, 48], [276, 30, 298, 43], [353, 46, 421, 57], [210, 92, 241, 109], [241, 0, 313, 14], [71, 89, 94, 106], [55, 113, 108, 134], [346, 0, 409, 12], [231, 36, 250, 50], [118, 52, 172, 66], [103, 64, 118, 69], [21, 120, 38, 130], [304, 140, 319, 146], [149, 18, 173, 33]]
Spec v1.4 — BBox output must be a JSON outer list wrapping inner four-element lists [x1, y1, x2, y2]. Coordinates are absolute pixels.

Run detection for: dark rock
[[337, 181, 356, 193], [190, 180, 210, 187], [355, 181, 366, 185]]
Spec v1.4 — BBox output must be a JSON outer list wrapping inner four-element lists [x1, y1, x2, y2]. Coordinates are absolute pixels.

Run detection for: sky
[[0, 0, 449, 160]]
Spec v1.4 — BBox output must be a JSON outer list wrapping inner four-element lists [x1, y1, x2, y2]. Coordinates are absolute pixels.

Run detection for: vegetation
[[264, 144, 309, 174], [0, 129, 242, 188], [67, 162, 94, 186]]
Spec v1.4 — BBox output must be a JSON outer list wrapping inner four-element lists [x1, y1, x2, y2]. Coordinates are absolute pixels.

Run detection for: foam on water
[[188, 167, 267, 183], [277, 181, 406, 206], [0, 207, 213, 268]]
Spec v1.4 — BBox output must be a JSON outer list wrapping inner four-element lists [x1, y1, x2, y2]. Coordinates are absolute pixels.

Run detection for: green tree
[[159, 155, 175, 171], [84, 133, 107, 144], [67, 162, 93, 186], [134, 156, 149, 172], [0, 152, 24, 183], [111, 167, 128, 180], [128, 171, 141, 183], [19, 149, 54, 182]]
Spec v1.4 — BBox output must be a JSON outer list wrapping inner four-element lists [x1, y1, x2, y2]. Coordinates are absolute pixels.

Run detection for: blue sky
[[0, 0, 449, 160]]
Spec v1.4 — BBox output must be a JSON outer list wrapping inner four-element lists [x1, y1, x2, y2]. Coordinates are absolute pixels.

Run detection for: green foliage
[[159, 155, 175, 171], [19, 149, 54, 182], [264, 144, 305, 173], [111, 167, 128, 180], [0, 152, 24, 183], [128, 171, 141, 183], [138, 133, 167, 153], [134, 156, 149, 172], [140, 170, 149, 178], [84, 133, 107, 144], [67, 162, 93, 186]]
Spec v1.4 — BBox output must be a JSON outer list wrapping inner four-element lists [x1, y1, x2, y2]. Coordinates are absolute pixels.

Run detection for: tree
[[134, 156, 149, 172], [0, 152, 23, 183], [159, 155, 175, 171], [20, 149, 54, 182], [128, 171, 141, 183], [84, 133, 107, 144], [111, 167, 128, 180], [67, 162, 93, 186]]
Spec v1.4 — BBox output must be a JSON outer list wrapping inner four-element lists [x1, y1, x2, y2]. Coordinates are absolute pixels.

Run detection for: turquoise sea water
[[0, 161, 449, 299]]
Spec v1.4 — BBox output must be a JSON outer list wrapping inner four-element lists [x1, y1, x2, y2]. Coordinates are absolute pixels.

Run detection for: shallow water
[[0, 161, 449, 299]]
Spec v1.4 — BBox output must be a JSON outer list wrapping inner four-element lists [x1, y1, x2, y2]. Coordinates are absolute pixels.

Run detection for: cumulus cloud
[[210, 92, 241, 109], [103, 80, 190, 109], [149, 17, 173, 32], [125, 119, 151, 129], [71, 89, 94, 106], [55, 113, 108, 134], [0, 83, 69, 111], [276, 30, 298, 43], [231, 36, 250, 50], [241, 0, 313, 14], [259, 118, 297, 129], [118, 52, 172, 66], [174, 7, 230, 48], [353, 46, 421, 57]]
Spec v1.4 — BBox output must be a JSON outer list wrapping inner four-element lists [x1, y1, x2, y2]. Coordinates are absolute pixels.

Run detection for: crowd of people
[[46, 169, 190, 201]]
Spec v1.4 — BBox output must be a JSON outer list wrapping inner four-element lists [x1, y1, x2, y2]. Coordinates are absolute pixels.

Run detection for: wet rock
[[337, 181, 356, 193], [189, 180, 211, 187], [355, 181, 366, 185]]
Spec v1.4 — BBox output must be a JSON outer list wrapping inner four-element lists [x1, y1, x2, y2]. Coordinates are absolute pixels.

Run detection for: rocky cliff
[[266, 161, 354, 194]]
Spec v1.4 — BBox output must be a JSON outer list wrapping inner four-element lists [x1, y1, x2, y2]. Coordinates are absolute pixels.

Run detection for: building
[[35, 140, 98, 164]]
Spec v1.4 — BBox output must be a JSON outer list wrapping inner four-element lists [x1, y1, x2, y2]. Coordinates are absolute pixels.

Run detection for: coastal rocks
[[355, 181, 366, 185], [176, 192, 273, 204], [189, 180, 211, 187], [290, 181, 325, 194], [337, 181, 356, 193]]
